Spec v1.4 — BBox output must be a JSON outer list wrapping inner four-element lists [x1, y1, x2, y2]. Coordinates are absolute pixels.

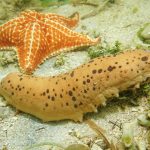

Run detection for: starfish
[[0, 10, 100, 74]]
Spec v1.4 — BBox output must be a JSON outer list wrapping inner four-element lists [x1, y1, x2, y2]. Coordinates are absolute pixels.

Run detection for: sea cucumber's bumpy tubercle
[[0, 50, 150, 122]]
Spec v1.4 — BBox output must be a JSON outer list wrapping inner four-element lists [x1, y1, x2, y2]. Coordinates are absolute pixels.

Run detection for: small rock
[[140, 23, 150, 39], [138, 23, 150, 44]]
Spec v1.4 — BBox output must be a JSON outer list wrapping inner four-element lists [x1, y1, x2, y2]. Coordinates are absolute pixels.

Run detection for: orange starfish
[[0, 10, 100, 74]]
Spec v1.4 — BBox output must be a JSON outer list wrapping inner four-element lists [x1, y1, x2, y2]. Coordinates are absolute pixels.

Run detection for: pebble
[[140, 23, 150, 39]]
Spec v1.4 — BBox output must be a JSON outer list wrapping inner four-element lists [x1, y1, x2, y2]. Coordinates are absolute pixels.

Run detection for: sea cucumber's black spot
[[60, 94, 63, 98], [84, 89, 87, 93], [72, 87, 75, 91], [70, 71, 74, 77], [131, 69, 133, 71], [19, 88, 21, 91], [107, 66, 115, 72], [55, 81, 58, 85], [46, 89, 49, 93], [43, 92, 46, 96], [92, 69, 97, 74], [66, 102, 69, 106], [11, 92, 14, 95], [45, 103, 48, 107], [126, 62, 129, 64], [87, 65, 90, 67], [107, 75, 109, 78], [68, 84, 70, 87], [87, 75, 89, 77], [27, 91, 29, 94], [72, 96, 76, 101], [119, 66, 122, 68], [98, 69, 102, 73], [51, 96, 55, 101], [87, 79, 90, 83], [74, 104, 78, 108], [53, 89, 55, 91], [8, 80, 10, 83], [93, 87, 96, 91], [115, 62, 118, 64], [48, 95, 51, 99], [141, 56, 148, 61], [63, 77, 66, 80], [137, 70, 139, 73], [33, 93, 35, 96], [68, 90, 73, 96], [79, 102, 83, 105], [76, 79, 78, 81], [55, 93, 57, 96], [83, 81, 86, 85], [20, 78, 23, 81]]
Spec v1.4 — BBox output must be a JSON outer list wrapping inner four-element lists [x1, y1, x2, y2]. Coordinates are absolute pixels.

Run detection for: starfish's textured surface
[[0, 10, 100, 74]]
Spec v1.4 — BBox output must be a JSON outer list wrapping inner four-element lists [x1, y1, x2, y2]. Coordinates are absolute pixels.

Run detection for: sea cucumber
[[0, 49, 150, 122]]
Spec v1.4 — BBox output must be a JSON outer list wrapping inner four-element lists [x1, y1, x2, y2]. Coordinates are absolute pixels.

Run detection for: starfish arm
[[0, 16, 26, 49], [41, 19, 100, 57], [44, 12, 79, 28], [20, 10, 79, 28], [17, 22, 47, 74]]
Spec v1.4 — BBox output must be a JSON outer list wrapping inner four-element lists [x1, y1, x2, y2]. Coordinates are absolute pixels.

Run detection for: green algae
[[88, 40, 122, 59]]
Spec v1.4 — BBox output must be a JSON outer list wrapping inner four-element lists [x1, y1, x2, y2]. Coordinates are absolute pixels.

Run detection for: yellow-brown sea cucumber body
[[0, 50, 150, 122]]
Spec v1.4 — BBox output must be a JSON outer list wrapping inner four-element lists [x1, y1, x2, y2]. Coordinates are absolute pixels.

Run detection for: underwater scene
[[0, 0, 150, 149]]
